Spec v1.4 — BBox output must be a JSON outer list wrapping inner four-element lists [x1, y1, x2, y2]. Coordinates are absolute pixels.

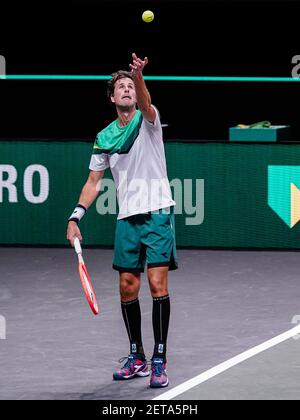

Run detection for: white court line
[[153, 323, 300, 400]]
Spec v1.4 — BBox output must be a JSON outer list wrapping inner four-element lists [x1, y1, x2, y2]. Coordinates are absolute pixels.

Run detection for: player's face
[[111, 77, 136, 108]]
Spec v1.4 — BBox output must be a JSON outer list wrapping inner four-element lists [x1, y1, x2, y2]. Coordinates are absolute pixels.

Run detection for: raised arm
[[129, 53, 156, 123]]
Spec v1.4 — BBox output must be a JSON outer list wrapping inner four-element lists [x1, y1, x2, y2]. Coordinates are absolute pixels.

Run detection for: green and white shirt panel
[[89, 106, 175, 219]]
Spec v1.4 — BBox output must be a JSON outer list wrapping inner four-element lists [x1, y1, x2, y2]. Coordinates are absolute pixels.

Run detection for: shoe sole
[[150, 379, 169, 388], [113, 369, 150, 380], [137, 370, 151, 377]]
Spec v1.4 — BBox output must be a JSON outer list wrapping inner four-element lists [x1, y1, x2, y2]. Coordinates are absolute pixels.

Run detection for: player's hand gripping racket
[[74, 237, 99, 315]]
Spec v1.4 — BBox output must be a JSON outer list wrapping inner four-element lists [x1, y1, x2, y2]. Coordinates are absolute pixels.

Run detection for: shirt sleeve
[[142, 105, 163, 137], [89, 153, 110, 171]]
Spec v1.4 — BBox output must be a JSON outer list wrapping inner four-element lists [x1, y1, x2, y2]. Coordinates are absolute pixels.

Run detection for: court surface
[[1, 248, 300, 400]]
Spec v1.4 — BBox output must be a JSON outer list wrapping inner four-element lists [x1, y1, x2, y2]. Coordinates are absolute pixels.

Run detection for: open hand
[[129, 53, 148, 76]]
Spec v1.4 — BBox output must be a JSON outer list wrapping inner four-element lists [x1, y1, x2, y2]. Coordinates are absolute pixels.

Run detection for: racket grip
[[74, 237, 82, 255]]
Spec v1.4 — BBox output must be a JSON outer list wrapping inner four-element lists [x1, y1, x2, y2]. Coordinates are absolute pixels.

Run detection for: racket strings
[[78, 262, 99, 314]]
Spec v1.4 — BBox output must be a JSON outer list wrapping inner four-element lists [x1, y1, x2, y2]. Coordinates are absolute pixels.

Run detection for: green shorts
[[113, 207, 178, 273]]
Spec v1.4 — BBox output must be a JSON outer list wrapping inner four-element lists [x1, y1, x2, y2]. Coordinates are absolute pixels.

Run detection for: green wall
[[1, 140, 300, 248]]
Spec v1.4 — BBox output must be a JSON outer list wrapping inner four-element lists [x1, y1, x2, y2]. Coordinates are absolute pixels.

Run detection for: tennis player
[[67, 53, 177, 388]]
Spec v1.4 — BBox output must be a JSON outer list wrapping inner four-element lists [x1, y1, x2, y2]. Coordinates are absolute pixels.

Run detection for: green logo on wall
[[268, 166, 300, 228]]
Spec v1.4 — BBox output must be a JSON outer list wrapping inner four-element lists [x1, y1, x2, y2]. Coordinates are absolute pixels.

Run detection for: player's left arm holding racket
[[66, 170, 105, 246]]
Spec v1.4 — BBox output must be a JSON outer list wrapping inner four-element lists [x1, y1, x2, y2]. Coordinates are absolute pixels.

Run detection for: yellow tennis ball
[[142, 10, 154, 23]]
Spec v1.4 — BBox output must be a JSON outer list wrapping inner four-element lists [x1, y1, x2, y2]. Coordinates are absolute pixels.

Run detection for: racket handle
[[74, 237, 82, 255]]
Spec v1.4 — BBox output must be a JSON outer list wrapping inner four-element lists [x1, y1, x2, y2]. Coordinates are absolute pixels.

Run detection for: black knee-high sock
[[121, 298, 145, 359], [152, 295, 170, 362]]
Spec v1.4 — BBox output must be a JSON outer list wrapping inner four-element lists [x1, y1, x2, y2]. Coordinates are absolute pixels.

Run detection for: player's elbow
[[87, 170, 104, 186], [84, 175, 102, 196], [141, 106, 156, 123], [86, 178, 101, 195]]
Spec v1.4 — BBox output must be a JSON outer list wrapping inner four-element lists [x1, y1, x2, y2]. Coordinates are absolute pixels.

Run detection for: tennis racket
[[74, 237, 99, 315]]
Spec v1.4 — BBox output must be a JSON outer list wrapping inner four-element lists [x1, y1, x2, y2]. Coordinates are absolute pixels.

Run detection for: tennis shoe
[[150, 357, 169, 388], [113, 354, 149, 380]]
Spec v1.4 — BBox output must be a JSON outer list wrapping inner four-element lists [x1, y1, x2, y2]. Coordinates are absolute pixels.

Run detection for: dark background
[[1, 0, 299, 141]]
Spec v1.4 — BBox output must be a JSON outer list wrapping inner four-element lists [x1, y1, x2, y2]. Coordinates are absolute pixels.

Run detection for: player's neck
[[116, 107, 136, 127]]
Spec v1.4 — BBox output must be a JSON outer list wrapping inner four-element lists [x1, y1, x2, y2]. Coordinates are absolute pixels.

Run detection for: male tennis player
[[67, 53, 177, 388]]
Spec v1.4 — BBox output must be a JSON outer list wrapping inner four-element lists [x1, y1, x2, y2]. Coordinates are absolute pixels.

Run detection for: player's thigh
[[113, 216, 145, 273], [143, 209, 176, 269]]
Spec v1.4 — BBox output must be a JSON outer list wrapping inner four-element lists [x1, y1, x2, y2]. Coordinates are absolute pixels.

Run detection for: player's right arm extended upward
[[67, 170, 105, 245]]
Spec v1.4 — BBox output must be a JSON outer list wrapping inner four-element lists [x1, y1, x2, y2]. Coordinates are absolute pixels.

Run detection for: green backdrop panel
[[1, 140, 300, 248]]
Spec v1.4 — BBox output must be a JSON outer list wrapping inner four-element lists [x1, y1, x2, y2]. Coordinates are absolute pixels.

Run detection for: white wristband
[[68, 205, 86, 224]]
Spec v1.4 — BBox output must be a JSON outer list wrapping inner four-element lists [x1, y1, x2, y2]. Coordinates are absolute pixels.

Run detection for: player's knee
[[119, 273, 140, 300], [120, 285, 139, 300], [148, 277, 168, 297]]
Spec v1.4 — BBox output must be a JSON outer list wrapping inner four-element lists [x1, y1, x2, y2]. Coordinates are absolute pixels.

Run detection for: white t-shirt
[[89, 107, 175, 219]]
